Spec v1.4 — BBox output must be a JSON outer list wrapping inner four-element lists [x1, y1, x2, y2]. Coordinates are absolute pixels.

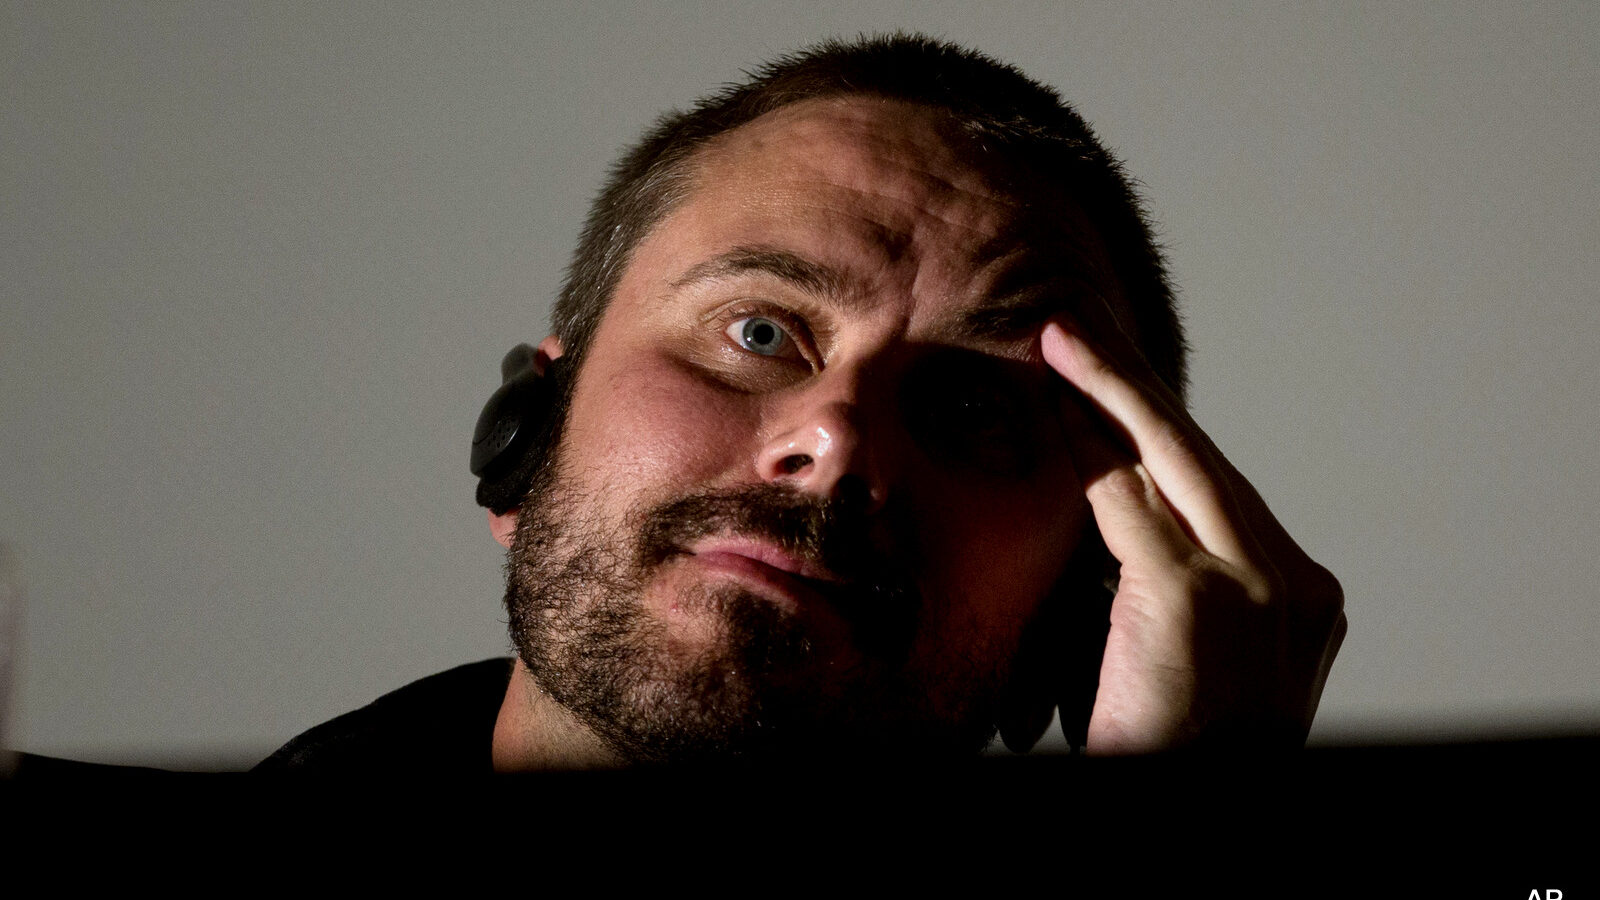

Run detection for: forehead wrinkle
[[758, 153, 1013, 254], [732, 103, 1019, 233], [815, 159, 1017, 226], [739, 96, 1008, 186], [808, 150, 1019, 234]]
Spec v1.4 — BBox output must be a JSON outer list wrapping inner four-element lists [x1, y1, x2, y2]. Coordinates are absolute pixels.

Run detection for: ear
[[995, 592, 1067, 754], [996, 529, 1115, 754], [535, 334, 564, 371], [996, 683, 1057, 754]]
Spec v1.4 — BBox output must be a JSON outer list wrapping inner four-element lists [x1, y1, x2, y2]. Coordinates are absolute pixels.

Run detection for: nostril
[[779, 454, 812, 475]]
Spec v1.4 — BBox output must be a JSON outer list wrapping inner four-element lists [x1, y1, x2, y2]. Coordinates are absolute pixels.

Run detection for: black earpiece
[[471, 345, 570, 511]]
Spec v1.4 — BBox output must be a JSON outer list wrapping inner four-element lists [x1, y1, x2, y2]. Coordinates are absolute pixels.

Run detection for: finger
[[1044, 319, 1263, 568], [1077, 292, 1181, 404], [1075, 295, 1315, 568], [1297, 609, 1347, 734], [1056, 388, 1196, 574]]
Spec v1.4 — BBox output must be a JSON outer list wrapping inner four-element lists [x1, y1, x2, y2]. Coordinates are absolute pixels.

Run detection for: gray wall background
[[3, 1, 1596, 767]]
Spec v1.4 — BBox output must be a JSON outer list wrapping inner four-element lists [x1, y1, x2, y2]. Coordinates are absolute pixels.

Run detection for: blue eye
[[727, 316, 792, 357]]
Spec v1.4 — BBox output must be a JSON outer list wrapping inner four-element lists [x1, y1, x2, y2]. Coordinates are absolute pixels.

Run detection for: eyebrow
[[671, 246, 848, 300], [943, 266, 1106, 345], [948, 293, 1063, 344]]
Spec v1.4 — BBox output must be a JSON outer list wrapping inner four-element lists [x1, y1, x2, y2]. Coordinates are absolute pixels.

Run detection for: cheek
[[561, 351, 760, 504], [909, 461, 1090, 652]]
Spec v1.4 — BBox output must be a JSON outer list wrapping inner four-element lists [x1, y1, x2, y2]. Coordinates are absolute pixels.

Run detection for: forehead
[[694, 96, 1018, 242], [627, 96, 1120, 353]]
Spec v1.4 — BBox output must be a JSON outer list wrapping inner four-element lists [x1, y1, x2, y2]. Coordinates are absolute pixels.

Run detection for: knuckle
[[1287, 560, 1345, 635], [1299, 561, 1344, 611], [1151, 418, 1204, 467], [1190, 554, 1281, 608], [1178, 554, 1255, 604], [1084, 349, 1120, 382], [1252, 566, 1288, 607], [1096, 466, 1150, 506]]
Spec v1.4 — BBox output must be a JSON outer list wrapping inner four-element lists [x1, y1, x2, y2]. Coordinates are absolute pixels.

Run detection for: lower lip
[[688, 551, 831, 610]]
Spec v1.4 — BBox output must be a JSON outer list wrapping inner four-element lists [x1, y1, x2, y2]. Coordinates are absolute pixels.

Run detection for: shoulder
[[254, 657, 514, 774]]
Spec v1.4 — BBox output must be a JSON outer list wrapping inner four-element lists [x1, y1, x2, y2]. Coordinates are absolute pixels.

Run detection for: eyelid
[[711, 301, 820, 368]]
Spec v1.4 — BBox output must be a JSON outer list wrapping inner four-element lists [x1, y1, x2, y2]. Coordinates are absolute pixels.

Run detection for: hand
[[1041, 312, 1346, 754]]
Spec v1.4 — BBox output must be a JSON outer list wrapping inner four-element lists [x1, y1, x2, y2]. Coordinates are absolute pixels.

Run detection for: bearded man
[[258, 34, 1345, 772]]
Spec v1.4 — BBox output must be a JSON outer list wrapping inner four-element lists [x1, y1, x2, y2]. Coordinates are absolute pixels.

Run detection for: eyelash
[[716, 303, 817, 367]]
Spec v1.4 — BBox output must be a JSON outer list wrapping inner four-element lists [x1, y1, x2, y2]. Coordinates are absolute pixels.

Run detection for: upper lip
[[686, 536, 843, 584]]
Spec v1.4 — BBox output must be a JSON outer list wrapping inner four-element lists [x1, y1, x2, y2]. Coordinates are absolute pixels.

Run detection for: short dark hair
[[553, 32, 1186, 396]]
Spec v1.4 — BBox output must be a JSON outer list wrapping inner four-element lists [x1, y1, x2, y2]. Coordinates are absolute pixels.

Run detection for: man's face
[[506, 96, 1120, 760]]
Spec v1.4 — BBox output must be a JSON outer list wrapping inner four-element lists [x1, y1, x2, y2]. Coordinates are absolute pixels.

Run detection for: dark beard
[[501, 437, 1006, 763]]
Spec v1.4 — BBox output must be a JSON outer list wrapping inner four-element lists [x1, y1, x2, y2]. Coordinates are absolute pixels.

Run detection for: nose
[[757, 388, 888, 516]]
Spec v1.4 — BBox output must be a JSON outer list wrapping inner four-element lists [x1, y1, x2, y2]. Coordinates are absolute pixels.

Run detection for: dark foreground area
[[4, 737, 1591, 889]]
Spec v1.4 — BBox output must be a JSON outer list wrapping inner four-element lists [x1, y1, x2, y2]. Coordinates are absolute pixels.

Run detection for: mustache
[[635, 483, 922, 659]]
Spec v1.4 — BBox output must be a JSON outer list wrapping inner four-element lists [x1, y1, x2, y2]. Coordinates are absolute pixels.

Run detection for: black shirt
[[254, 658, 513, 773]]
